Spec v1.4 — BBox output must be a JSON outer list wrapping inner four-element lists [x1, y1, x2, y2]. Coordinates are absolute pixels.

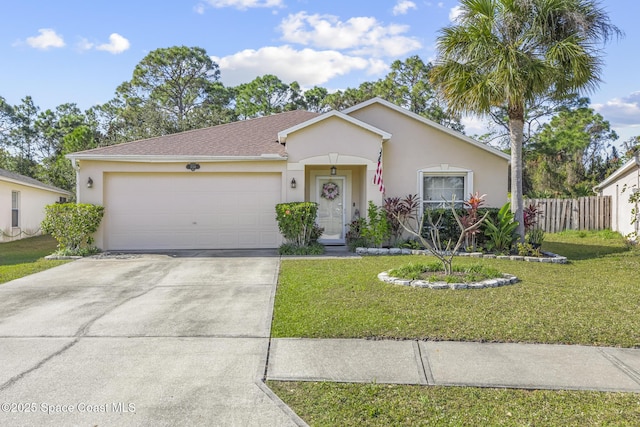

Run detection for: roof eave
[[342, 97, 511, 162], [0, 176, 71, 195], [65, 154, 288, 163], [595, 157, 640, 190], [278, 110, 392, 143]]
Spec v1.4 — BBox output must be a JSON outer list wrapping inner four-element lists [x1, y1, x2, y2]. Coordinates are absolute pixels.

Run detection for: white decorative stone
[[468, 282, 486, 289], [356, 247, 367, 255], [449, 283, 468, 290], [401, 249, 411, 255], [524, 256, 540, 262], [470, 252, 483, 258], [483, 254, 496, 259], [412, 280, 430, 288], [379, 248, 390, 255], [510, 256, 524, 261], [389, 248, 402, 255], [430, 282, 449, 290]]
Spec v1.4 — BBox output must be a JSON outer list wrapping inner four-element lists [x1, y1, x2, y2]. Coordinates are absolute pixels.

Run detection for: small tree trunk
[[509, 110, 526, 242]]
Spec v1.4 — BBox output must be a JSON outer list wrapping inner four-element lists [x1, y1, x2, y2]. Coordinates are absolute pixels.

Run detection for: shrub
[[346, 217, 369, 251], [279, 242, 325, 255], [525, 228, 545, 247], [383, 195, 419, 246], [275, 202, 321, 247], [360, 201, 390, 248], [41, 203, 104, 255], [483, 202, 519, 254]]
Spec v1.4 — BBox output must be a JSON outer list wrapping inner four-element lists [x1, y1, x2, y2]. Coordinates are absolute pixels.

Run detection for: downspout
[[71, 158, 80, 203]]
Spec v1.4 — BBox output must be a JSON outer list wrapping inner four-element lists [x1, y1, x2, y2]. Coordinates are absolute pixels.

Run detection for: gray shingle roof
[[72, 110, 320, 158], [0, 168, 70, 194]]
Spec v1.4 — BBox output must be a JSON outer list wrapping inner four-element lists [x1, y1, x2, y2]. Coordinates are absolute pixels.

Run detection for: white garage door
[[104, 173, 282, 250]]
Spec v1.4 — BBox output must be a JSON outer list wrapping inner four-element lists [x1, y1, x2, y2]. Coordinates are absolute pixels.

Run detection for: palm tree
[[431, 0, 621, 239]]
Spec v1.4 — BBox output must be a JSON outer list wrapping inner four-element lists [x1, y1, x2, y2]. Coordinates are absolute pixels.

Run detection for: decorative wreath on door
[[321, 182, 340, 200]]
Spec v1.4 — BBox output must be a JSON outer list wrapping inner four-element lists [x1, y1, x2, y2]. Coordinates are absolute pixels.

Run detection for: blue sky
[[1, 0, 639, 142]]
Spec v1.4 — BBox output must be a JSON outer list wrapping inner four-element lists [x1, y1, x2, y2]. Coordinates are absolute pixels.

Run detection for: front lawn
[[268, 382, 640, 426], [0, 235, 69, 284], [271, 231, 639, 426], [272, 230, 640, 347]]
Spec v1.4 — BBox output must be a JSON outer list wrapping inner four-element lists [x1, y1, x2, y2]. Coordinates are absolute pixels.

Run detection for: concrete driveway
[[0, 255, 298, 426]]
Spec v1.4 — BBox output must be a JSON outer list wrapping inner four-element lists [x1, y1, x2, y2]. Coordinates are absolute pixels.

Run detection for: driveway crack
[[0, 287, 159, 392], [74, 286, 158, 337], [0, 339, 79, 392]]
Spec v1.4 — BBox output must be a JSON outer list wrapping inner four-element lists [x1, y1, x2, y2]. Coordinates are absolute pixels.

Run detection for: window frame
[[11, 191, 20, 228], [417, 166, 473, 213]]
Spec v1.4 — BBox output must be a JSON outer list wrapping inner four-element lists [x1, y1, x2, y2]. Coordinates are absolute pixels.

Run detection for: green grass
[[268, 381, 640, 426], [389, 262, 502, 283], [272, 230, 640, 347], [0, 235, 69, 284]]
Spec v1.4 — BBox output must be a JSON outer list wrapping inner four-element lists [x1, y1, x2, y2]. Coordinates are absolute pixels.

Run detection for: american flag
[[373, 146, 385, 193]]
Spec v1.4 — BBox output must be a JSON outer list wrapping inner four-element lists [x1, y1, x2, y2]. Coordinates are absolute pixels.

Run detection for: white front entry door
[[315, 176, 346, 244]]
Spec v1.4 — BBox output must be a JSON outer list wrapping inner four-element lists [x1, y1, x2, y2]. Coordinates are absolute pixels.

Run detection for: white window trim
[[11, 190, 20, 228], [417, 165, 473, 212]]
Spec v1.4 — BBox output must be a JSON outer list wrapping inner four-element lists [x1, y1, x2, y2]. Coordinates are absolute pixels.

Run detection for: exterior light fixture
[[87, 177, 93, 188], [290, 178, 297, 189], [330, 165, 337, 176], [186, 162, 201, 171]]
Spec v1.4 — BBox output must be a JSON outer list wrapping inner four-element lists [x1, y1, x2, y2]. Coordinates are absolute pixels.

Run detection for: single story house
[[595, 154, 640, 240], [67, 97, 510, 250], [0, 168, 71, 242]]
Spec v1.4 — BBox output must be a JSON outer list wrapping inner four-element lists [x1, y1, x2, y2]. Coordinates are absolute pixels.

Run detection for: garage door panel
[[104, 173, 282, 250]]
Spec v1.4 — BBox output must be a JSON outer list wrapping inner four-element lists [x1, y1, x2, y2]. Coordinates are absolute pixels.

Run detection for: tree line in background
[[1, 45, 638, 198]]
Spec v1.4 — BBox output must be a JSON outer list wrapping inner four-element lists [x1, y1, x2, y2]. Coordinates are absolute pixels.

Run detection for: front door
[[316, 176, 346, 244]]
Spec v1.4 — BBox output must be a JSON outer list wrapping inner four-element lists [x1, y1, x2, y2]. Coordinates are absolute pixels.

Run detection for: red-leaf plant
[[393, 194, 489, 275], [460, 192, 486, 252]]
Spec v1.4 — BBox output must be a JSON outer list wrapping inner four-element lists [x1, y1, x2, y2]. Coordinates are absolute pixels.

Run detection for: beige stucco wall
[[599, 165, 640, 238], [0, 180, 68, 241], [284, 116, 384, 208], [347, 103, 509, 208]]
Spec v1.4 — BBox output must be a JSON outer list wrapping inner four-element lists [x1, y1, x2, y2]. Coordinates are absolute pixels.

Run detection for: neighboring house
[[67, 97, 510, 250], [0, 168, 71, 242], [595, 154, 640, 240]]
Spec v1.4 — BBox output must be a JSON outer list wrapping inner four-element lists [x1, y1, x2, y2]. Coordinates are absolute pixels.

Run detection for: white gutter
[[65, 154, 288, 163], [0, 176, 71, 196]]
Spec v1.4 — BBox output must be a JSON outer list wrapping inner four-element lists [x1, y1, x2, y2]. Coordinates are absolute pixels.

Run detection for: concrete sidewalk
[[267, 339, 640, 392]]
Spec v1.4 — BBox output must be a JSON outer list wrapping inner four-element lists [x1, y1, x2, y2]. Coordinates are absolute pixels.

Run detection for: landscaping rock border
[[44, 255, 82, 260], [356, 247, 567, 264], [378, 270, 519, 290]]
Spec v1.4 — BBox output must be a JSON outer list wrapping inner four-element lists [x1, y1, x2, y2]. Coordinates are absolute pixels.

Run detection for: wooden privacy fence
[[527, 196, 611, 233]]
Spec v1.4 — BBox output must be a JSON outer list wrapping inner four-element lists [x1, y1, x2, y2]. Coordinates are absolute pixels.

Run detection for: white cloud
[[279, 12, 421, 57], [592, 92, 640, 126], [461, 114, 491, 138], [96, 33, 130, 54], [393, 0, 417, 16], [212, 45, 388, 87], [449, 5, 463, 22], [203, 0, 283, 10], [25, 28, 65, 50], [76, 37, 94, 52], [194, 3, 206, 14]]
